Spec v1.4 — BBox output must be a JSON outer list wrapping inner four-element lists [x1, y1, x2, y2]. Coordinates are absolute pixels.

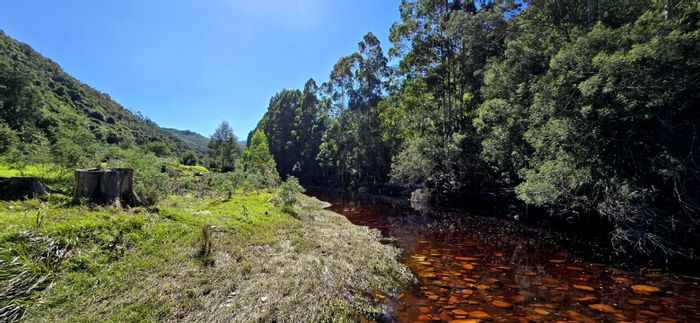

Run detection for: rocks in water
[[0, 177, 50, 200], [533, 308, 550, 315], [468, 310, 491, 319], [575, 295, 598, 303], [573, 284, 595, 292], [588, 303, 617, 313], [491, 300, 512, 308], [631, 284, 662, 294]]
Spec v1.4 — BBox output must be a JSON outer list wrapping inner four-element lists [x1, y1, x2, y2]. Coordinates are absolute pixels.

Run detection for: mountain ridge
[[0, 30, 195, 157]]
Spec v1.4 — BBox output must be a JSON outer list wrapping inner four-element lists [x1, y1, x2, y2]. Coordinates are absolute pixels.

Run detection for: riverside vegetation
[[251, 0, 700, 269]]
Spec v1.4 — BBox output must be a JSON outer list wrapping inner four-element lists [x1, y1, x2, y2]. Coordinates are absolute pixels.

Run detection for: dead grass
[[187, 195, 415, 322], [8, 193, 413, 322]]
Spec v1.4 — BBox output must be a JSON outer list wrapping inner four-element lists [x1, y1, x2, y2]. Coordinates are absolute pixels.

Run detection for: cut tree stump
[[0, 177, 50, 200], [72, 168, 142, 207]]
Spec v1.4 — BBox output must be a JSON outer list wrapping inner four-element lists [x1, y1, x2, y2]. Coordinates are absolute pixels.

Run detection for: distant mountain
[[164, 128, 210, 154], [0, 30, 195, 156]]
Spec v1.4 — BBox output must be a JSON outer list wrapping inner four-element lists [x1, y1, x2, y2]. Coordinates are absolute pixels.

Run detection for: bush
[[181, 152, 198, 166], [145, 141, 172, 157], [109, 148, 169, 205], [210, 171, 242, 199], [0, 120, 17, 155], [278, 176, 305, 209]]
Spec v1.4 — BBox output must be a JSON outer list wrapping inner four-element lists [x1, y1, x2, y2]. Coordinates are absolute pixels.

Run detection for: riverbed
[[309, 188, 700, 322]]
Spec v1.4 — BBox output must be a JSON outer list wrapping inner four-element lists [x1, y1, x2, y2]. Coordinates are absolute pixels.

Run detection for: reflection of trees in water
[[310, 187, 700, 321]]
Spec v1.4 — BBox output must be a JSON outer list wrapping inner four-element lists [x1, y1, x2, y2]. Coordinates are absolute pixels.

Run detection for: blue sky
[[0, 0, 401, 138]]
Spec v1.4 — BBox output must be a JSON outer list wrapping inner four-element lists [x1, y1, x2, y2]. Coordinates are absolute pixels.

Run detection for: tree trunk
[[0, 177, 50, 200], [72, 168, 142, 207]]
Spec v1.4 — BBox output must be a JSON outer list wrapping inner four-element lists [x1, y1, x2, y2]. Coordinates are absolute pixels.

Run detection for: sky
[[0, 0, 401, 138]]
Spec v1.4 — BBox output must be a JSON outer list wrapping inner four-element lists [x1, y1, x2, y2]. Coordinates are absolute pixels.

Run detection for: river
[[308, 188, 700, 322]]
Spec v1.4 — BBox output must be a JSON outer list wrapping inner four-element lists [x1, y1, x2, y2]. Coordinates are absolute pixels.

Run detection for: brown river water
[[308, 188, 700, 322]]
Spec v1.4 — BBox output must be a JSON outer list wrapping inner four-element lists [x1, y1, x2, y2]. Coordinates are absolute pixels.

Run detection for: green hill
[[163, 128, 210, 154], [0, 30, 194, 158]]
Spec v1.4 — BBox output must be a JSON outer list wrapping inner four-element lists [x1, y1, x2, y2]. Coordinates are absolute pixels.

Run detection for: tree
[[243, 130, 280, 188], [207, 121, 242, 172], [319, 32, 391, 187], [181, 151, 198, 166], [0, 120, 17, 155], [243, 0, 700, 265]]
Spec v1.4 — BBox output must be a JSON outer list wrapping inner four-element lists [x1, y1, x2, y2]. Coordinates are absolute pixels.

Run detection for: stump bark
[[72, 168, 142, 207], [0, 177, 50, 200]]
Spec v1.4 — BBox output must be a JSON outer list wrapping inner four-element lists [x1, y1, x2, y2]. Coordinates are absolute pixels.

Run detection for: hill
[[163, 128, 210, 154], [0, 30, 194, 158]]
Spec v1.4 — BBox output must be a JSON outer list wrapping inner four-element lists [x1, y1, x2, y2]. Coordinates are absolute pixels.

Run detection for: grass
[[0, 191, 413, 322], [0, 164, 72, 193], [181, 164, 209, 174]]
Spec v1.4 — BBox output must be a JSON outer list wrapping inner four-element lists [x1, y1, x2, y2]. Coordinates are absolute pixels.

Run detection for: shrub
[[278, 176, 305, 209], [109, 148, 169, 205], [0, 120, 17, 154], [181, 152, 198, 166], [145, 141, 172, 157], [210, 171, 242, 199]]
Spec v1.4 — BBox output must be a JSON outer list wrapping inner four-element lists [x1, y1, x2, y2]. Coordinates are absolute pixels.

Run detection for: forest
[[252, 0, 700, 267]]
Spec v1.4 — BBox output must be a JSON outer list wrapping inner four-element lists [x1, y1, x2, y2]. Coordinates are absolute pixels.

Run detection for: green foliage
[[0, 191, 299, 321], [163, 128, 210, 154], [251, 80, 327, 181], [278, 176, 305, 209], [181, 151, 198, 166], [107, 148, 170, 205], [210, 171, 242, 199], [0, 120, 17, 154], [476, 2, 700, 257], [253, 1, 700, 262], [242, 130, 280, 188], [207, 121, 242, 172], [144, 141, 172, 157], [389, 135, 436, 185]]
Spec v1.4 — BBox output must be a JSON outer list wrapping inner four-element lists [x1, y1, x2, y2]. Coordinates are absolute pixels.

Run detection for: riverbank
[[0, 192, 414, 322]]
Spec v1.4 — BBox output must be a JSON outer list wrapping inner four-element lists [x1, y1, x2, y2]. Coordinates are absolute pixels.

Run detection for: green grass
[[0, 164, 63, 179], [0, 191, 412, 322], [0, 192, 294, 321], [0, 163, 72, 193], [181, 164, 209, 173]]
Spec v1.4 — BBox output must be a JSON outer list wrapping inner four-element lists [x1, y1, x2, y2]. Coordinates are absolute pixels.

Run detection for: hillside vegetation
[[0, 30, 197, 163], [164, 128, 210, 154]]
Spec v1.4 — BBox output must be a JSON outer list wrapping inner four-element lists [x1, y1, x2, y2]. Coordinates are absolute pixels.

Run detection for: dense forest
[[253, 0, 700, 265]]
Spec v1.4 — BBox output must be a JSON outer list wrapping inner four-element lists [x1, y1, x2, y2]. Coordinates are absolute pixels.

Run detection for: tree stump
[[72, 168, 142, 207], [0, 177, 50, 200]]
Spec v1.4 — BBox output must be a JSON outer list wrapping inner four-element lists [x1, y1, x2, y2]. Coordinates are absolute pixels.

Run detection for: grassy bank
[[0, 192, 414, 322]]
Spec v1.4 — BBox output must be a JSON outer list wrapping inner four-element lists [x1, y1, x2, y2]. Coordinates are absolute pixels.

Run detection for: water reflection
[[309, 188, 700, 322]]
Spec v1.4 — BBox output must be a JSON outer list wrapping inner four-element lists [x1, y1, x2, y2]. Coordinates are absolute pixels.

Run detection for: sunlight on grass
[[0, 191, 410, 321]]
